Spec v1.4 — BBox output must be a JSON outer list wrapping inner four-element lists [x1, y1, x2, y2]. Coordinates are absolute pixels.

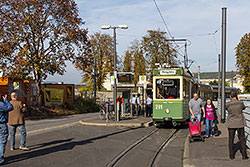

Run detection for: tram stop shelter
[[112, 72, 151, 117]]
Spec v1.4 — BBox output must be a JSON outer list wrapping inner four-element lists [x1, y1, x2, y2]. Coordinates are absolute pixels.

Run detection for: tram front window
[[156, 79, 180, 99]]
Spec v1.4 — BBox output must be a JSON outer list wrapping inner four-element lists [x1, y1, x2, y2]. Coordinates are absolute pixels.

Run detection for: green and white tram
[[152, 68, 193, 126]]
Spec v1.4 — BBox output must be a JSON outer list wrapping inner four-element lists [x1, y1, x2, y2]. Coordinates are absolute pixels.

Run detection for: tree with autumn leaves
[[75, 32, 114, 91], [0, 0, 89, 106], [235, 33, 250, 93], [123, 30, 178, 83], [123, 40, 146, 84]]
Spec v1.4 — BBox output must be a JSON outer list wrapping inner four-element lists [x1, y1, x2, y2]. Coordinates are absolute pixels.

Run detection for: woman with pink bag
[[203, 98, 216, 138]]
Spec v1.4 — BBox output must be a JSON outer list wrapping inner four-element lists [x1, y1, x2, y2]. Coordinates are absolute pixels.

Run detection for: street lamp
[[101, 24, 128, 122]]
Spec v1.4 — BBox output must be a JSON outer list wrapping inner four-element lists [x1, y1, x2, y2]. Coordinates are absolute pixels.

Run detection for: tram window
[[156, 79, 180, 99], [183, 79, 190, 98]]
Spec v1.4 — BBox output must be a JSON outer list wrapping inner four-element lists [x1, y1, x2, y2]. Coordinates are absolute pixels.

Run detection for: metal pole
[[198, 66, 200, 83], [221, 7, 227, 123], [231, 70, 234, 87], [94, 55, 96, 103], [186, 43, 188, 68], [218, 54, 221, 115], [184, 43, 187, 68], [113, 27, 119, 121]]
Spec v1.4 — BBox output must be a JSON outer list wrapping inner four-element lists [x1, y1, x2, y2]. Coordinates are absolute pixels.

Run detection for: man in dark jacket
[[0, 93, 14, 164], [226, 90, 248, 160]]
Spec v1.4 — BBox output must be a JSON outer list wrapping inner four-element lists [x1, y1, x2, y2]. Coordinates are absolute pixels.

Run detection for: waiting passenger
[[136, 94, 141, 116], [226, 90, 248, 160], [130, 95, 136, 116], [145, 95, 152, 117], [203, 98, 216, 138]]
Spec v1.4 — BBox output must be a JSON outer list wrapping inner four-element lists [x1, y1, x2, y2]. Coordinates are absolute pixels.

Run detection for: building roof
[[193, 71, 236, 79]]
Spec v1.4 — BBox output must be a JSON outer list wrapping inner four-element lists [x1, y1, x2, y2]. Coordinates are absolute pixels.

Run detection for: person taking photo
[[0, 93, 14, 165]]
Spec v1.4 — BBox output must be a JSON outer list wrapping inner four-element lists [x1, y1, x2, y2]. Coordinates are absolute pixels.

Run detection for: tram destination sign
[[160, 69, 176, 75]]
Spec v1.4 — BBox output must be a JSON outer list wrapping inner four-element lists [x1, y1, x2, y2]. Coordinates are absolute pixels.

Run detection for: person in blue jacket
[[0, 93, 14, 165]]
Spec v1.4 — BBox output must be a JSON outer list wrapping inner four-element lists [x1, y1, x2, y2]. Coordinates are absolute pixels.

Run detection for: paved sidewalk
[[79, 116, 153, 127], [184, 122, 250, 167]]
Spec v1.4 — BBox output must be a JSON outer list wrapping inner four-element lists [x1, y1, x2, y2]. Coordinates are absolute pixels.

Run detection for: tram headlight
[[165, 108, 170, 114]]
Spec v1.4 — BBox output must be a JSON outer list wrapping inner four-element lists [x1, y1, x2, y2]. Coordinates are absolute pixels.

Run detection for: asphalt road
[[3, 113, 188, 167], [25, 112, 99, 134]]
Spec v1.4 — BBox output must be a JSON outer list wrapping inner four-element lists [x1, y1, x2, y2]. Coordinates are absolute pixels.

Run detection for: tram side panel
[[183, 98, 190, 121], [153, 100, 189, 124]]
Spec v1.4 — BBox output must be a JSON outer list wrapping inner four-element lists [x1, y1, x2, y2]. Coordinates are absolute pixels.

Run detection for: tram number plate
[[155, 104, 163, 110]]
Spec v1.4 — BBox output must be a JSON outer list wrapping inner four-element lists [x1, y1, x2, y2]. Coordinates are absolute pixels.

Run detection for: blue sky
[[46, 0, 250, 84]]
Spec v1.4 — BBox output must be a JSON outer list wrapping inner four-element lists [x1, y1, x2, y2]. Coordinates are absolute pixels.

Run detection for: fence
[[78, 91, 113, 104], [242, 100, 250, 148], [217, 99, 250, 148]]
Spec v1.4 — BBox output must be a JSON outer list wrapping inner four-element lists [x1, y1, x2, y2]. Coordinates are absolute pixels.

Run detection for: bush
[[24, 97, 100, 119], [73, 97, 100, 113]]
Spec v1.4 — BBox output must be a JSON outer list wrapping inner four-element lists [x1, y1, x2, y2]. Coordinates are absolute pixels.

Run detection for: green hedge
[[71, 97, 100, 114]]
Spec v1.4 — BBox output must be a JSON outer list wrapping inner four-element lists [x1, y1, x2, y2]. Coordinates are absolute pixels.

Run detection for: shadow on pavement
[[27, 138, 74, 150], [6, 127, 142, 164]]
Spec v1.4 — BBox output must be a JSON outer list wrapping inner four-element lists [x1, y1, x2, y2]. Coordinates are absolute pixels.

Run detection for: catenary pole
[[218, 54, 221, 115], [221, 7, 227, 123], [94, 55, 96, 103], [113, 27, 119, 121]]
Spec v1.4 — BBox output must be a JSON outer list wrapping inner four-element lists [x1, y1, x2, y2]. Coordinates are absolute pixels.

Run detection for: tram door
[[183, 78, 192, 120]]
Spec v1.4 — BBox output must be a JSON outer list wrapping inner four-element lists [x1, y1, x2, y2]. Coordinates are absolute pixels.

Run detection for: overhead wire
[[212, 26, 221, 55], [152, 0, 190, 64], [152, 0, 173, 39], [152, 0, 223, 69], [176, 26, 222, 38], [153, 0, 189, 67]]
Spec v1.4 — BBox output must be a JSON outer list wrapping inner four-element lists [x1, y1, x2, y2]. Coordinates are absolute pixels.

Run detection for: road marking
[[26, 122, 79, 134], [25, 113, 99, 134]]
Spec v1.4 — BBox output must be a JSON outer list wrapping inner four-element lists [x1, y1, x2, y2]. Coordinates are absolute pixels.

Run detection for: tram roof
[[153, 68, 192, 77]]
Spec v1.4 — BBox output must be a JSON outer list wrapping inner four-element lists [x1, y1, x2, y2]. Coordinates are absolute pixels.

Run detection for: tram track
[[149, 129, 178, 167], [106, 128, 179, 167], [107, 128, 159, 167]]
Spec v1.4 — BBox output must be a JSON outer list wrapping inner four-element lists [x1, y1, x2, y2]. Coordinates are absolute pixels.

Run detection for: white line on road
[[26, 122, 80, 135]]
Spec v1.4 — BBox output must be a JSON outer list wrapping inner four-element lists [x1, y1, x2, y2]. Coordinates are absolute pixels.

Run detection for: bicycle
[[99, 103, 115, 120]]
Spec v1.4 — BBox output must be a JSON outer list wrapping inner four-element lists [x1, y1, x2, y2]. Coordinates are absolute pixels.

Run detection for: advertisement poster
[[44, 88, 64, 105], [0, 77, 8, 85], [66, 86, 72, 98]]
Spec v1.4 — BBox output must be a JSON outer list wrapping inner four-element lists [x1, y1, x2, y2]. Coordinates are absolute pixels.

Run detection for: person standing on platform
[[8, 92, 29, 151], [145, 95, 152, 117], [226, 90, 248, 160], [203, 98, 216, 138], [0, 93, 13, 165], [136, 94, 141, 116], [189, 93, 204, 122], [130, 95, 136, 116]]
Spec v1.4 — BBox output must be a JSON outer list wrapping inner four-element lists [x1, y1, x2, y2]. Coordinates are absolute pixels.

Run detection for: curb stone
[[79, 120, 153, 127], [183, 134, 191, 167]]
